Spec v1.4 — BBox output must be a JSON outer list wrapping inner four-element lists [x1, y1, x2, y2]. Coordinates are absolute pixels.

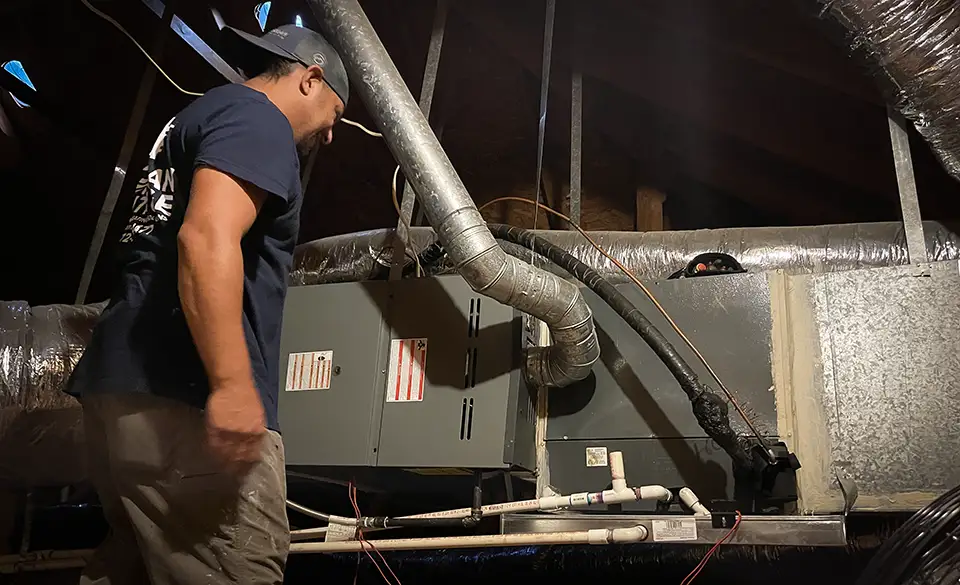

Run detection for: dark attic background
[[2, 0, 959, 306]]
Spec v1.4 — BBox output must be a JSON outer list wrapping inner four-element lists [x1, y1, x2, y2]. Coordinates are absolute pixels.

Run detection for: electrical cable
[[856, 483, 960, 585], [679, 511, 741, 585], [484, 224, 751, 466], [476, 196, 770, 459], [349, 482, 402, 585], [342, 118, 383, 137], [391, 165, 422, 277], [287, 499, 330, 522], [79, 0, 378, 134], [80, 0, 204, 97]]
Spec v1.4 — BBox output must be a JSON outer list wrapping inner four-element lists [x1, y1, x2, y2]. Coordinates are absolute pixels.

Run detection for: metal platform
[[500, 513, 847, 546]]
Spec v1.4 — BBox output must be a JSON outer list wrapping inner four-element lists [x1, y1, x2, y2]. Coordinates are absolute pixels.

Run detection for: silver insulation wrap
[[0, 302, 103, 486], [822, 0, 960, 179], [291, 222, 960, 286]]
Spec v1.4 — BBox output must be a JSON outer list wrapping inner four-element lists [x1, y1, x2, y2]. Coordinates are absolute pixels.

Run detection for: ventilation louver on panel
[[464, 297, 481, 389], [459, 297, 482, 440], [459, 397, 475, 440]]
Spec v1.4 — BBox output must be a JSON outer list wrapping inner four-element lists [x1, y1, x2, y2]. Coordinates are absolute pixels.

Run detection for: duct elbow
[[457, 242, 599, 388]]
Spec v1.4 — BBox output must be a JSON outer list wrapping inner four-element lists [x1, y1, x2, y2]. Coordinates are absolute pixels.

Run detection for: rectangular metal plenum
[[544, 273, 777, 506], [548, 273, 777, 442]]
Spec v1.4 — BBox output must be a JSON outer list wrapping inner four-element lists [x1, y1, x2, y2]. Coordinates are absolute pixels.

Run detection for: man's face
[[298, 64, 344, 148]]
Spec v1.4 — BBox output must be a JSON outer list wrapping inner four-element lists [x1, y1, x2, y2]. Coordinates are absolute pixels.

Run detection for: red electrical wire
[[679, 511, 742, 585], [349, 482, 403, 585]]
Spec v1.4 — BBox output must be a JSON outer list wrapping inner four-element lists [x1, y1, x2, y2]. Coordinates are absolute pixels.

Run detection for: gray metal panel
[[548, 273, 776, 441], [786, 261, 960, 511], [506, 379, 538, 472], [279, 282, 389, 467], [376, 276, 523, 469], [546, 439, 735, 512]]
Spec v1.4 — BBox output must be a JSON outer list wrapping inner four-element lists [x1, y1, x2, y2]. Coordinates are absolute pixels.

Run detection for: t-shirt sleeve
[[193, 98, 300, 203]]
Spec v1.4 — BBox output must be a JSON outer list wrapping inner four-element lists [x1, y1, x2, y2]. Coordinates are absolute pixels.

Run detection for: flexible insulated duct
[[309, 0, 599, 388], [290, 222, 960, 286], [819, 0, 960, 181]]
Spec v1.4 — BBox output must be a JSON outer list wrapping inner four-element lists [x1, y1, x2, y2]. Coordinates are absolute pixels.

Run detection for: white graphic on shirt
[[121, 117, 178, 243]]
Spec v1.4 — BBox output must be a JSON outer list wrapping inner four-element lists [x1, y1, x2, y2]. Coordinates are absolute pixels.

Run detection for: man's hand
[[205, 382, 266, 475]]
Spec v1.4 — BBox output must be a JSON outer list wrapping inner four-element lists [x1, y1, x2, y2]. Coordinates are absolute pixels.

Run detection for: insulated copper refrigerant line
[[484, 224, 761, 468]]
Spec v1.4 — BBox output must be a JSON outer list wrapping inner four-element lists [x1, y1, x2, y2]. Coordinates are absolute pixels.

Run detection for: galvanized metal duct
[[309, 0, 599, 388]]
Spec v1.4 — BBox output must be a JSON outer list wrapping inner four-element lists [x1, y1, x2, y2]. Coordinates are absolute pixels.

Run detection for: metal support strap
[[75, 6, 172, 303], [389, 0, 448, 280], [569, 13, 582, 227], [531, 0, 556, 240], [887, 108, 927, 264], [142, 0, 243, 83], [390, 0, 447, 280]]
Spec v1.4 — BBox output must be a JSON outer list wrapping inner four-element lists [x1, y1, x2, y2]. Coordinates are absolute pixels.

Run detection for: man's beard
[[297, 133, 321, 158]]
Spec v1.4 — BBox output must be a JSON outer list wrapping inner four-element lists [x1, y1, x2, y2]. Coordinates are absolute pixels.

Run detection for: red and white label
[[285, 350, 334, 391], [386, 338, 428, 403]]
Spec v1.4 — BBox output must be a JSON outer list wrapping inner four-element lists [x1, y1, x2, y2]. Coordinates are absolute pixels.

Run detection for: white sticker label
[[585, 446, 608, 467], [285, 351, 334, 391], [651, 518, 698, 542], [386, 338, 428, 402], [324, 522, 356, 542]]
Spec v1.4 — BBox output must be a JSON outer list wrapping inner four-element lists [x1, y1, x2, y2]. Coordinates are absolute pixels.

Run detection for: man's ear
[[301, 64, 326, 95]]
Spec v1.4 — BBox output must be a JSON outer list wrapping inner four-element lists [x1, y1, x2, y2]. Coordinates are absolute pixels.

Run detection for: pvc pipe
[[0, 550, 92, 574], [290, 526, 329, 541], [290, 526, 648, 554], [316, 483, 675, 526], [679, 487, 711, 517], [638, 485, 673, 502], [609, 451, 627, 493]]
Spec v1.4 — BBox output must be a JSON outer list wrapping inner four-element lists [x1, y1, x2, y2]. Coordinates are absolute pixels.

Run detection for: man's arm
[[177, 166, 267, 473]]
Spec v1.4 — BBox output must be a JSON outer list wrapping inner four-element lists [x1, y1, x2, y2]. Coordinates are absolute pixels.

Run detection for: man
[[65, 23, 348, 584]]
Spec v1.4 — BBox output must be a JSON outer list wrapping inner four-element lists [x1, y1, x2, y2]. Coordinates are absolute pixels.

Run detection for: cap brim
[[221, 26, 304, 78]]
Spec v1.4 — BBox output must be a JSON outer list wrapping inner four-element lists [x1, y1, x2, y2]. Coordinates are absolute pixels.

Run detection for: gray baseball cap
[[222, 24, 349, 107]]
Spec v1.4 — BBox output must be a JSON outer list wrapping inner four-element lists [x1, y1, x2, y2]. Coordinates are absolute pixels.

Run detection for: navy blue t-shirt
[[66, 84, 302, 431]]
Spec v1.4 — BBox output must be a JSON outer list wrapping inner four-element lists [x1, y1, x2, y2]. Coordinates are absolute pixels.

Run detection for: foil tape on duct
[[0, 301, 103, 487], [820, 0, 960, 179], [291, 221, 960, 286]]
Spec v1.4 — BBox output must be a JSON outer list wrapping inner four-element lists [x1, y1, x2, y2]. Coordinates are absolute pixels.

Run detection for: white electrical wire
[[79, 0, 204, 97], [78, 0, 380, 135], [342, 117, 383, 137]]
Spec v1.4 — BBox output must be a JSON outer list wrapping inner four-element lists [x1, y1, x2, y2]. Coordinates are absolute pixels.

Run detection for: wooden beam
[[636, 187, 666, 231]]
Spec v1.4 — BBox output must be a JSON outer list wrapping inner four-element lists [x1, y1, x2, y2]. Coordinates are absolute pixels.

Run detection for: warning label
[[386, 338, 428, 403], [585, 447, 608, 467], [651, 518, 698, 542], [285, 351, 334, 392]]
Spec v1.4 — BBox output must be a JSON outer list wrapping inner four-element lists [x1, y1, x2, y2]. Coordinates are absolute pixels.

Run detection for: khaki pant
[[79, 393, 289, 585]]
